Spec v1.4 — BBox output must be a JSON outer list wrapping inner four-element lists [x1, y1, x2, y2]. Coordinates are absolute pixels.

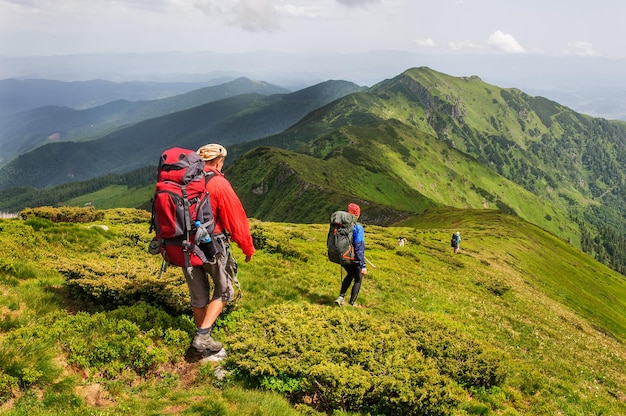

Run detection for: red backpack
[[149, 147, 217, 272]]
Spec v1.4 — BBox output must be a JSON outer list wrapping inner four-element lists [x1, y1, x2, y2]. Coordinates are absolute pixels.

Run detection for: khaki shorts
[[183, 236, 235, 308]]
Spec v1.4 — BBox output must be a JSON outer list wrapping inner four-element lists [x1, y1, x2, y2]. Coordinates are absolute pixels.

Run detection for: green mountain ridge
[[0, 67, 624, 275], [239, 68, 625, 213], [226, 67, 625, 273], [228, 130, 579, 246]]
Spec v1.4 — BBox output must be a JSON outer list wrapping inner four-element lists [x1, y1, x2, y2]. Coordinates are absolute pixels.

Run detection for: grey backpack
[[327, 211, 357, 265]]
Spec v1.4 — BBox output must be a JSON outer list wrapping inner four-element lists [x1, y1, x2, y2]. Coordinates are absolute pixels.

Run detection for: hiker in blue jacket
[[452, 231, 461, 254], [335, 203, 367, 307]]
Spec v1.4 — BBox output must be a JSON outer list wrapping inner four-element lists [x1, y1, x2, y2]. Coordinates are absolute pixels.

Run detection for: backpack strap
[[203, 170, 220, 225], [179, 184, 195, 274]]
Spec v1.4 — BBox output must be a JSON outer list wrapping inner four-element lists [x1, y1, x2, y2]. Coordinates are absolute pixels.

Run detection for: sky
[[1, 0, 625, 59]]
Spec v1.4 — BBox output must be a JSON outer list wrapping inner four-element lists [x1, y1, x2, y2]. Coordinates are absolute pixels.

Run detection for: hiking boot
[[192, 332, 223, 353], [335, 296, 344, 306]]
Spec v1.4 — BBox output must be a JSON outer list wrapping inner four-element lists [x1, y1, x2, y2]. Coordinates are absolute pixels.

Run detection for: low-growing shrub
[[475, 278, 511, 296], [106, 302, 195, 336], [0, 372, 19, 401], [42, 311, 172, 378], [20, 206, 105, 223], [251, 228, 268, 250], [103, 208, 151, 224], [393, 312, 506, 388], [226, 303, 477, 415], [60, 260, 190, 314]]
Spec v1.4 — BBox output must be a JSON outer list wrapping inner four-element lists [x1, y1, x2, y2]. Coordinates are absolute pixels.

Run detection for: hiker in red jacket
[[185, 143, 255, 354]]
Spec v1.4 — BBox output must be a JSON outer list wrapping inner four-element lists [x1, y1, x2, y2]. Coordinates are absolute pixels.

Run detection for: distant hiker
[[185, 143, 255, 354], [451, 231, 461, 254], [332, 203, 367, 307]]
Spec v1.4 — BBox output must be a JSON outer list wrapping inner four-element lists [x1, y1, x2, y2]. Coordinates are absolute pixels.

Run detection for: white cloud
[[3, 0, 40, 9], [279, 3, 312, 17], [415, 37, 436, 48], [487, 30, 525, 53], [231, 0, 281, 32], [448, 40, 483, 51], [194, 0, 282, 32], [563, 41, 599, 57], [336, 0, 381, 8]]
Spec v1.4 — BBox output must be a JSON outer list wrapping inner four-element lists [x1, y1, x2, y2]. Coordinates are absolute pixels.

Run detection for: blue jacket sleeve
[[352, 223, 366, 269]]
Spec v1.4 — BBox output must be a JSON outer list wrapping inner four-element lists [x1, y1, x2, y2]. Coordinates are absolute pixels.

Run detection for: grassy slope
[[231, 146, 436, 224], [307, 120, 580, 245], [63, 184, 154, 210], [1, 208, 625, 415], [240, 210, 626, 414], [398, 208, 626, 338]]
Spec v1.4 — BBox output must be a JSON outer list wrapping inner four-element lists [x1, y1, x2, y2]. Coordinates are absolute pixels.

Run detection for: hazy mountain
[[0, 78, 214, 116], [0, 77, 291, 166], [3, 51, 626, 120], [0, 79, 365, 188]]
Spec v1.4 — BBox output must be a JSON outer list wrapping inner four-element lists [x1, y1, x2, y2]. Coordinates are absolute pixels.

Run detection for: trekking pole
[[364, 256, 377, 268]]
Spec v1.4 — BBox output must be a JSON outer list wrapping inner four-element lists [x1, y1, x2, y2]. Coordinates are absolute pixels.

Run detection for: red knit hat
[[347, 203, 360, 217]]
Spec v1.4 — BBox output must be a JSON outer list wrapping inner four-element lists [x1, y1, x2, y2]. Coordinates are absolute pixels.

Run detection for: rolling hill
[[0, 79, 365, 188], [0, 77, 292, 166]]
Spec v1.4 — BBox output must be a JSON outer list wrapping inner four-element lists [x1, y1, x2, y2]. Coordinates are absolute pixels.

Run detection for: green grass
[[63, 184, 154, 210], [0, 208, 625, 415]]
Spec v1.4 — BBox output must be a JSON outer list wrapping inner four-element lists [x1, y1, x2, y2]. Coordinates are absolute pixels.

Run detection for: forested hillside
[[0, 77, 291, 166], [0, 80, 364, 187]]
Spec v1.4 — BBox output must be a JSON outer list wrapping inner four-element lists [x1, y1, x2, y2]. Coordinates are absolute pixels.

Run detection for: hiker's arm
[[217, 180, 255, 258], [353, 224, 366, 270]]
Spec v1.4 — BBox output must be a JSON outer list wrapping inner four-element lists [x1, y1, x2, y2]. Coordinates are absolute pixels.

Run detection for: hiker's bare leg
[[192, 305, 207, 328], [203, 299, 225, 328], [193, 300, 224, 329]]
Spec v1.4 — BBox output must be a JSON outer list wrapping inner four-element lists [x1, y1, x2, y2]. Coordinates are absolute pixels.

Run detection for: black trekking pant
[[340, 263, 362, 305]]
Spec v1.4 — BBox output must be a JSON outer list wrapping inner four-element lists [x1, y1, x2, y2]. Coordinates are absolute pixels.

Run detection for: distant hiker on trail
[[451, 231, 461, 254], [186, 143, 255, 354], [333, 203, 367, 307]]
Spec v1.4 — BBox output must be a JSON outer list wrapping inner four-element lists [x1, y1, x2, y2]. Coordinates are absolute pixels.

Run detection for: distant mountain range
[[0, 67, 623, 276], [0, 77, 292, 166], [0, 78, 365, 183], [0, 78, 214, 116], [2, 50, 626, 121]]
